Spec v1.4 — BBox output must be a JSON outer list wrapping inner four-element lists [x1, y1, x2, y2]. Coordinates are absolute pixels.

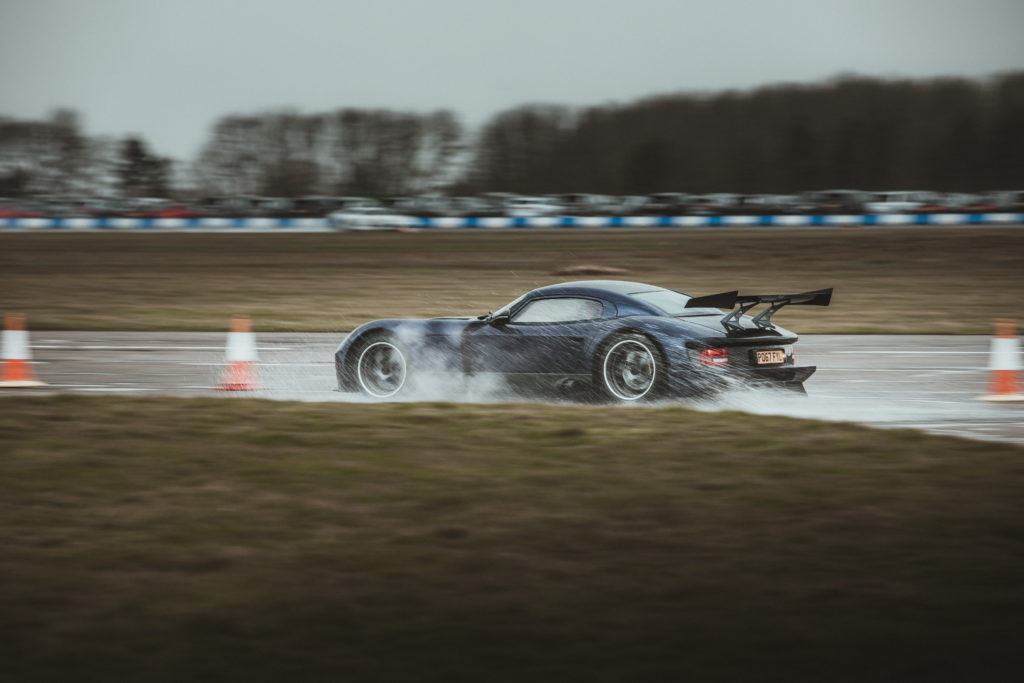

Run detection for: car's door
[[463, 297, 609, 375]]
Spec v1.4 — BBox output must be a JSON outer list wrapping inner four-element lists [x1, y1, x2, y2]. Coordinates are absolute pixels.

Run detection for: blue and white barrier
[[2, 213, 1023, 231], [409, 213, 1024, 228], [0, 217, 330, 231]]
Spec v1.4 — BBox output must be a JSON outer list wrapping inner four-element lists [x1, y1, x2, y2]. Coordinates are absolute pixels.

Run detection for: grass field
[[2, 227, 1023, 332], [2, 396, 1023, 682]]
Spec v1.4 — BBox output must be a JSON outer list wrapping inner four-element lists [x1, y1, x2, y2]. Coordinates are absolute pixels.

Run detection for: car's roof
[[519, 280, 719, 318], [531, 280, 669, 296]]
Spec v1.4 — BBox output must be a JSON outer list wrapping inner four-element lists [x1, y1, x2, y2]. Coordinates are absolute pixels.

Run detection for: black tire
[[353, 334, 410, 399], [597, 333, 664, 402]]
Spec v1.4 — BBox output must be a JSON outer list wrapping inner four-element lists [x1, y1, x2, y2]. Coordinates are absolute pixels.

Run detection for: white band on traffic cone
[[979, 319, 1023, 401], [226, 327, 258, 362], [988, 336, 1022, 371], [1, 313, 46, 387], [2, 329, 30, 360]]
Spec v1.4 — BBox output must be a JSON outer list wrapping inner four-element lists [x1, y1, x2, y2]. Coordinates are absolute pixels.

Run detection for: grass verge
[[2, 395, 1023, 681], [2, 227, 1023, 332]]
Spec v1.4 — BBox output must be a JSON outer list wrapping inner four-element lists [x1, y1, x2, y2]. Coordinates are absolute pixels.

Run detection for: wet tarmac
[[3, 332, 1022, 446]]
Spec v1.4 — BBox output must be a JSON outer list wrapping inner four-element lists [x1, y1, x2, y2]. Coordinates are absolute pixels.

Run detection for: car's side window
[[512, 297, 604, 324]]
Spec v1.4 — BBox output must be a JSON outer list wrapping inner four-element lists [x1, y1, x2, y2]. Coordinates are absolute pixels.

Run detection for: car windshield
[[631, 290, 721, 317]]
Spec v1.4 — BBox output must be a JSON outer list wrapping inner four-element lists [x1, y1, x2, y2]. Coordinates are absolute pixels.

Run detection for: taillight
[[788, 344, 795, 362], [700, 348, 729, 366]]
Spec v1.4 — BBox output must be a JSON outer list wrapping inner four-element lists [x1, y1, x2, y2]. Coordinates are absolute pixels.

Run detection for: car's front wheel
[[354, 335, 409, 398], [597, 333, 664, 401]]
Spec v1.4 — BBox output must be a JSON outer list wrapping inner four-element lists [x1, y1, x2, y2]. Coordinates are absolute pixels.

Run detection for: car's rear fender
[[590, 318, 692, 375], [591, 321, 724, 397]]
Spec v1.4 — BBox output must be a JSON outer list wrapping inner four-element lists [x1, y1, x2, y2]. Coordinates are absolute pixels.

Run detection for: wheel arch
[[591, 327, 670, 401], [350, 330, 411, 398], [339, 326, 401, 391]]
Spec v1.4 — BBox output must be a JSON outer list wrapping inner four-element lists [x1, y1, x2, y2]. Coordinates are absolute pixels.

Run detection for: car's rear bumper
[[666, 363, 817, 396], [741, 364, 817, 384]]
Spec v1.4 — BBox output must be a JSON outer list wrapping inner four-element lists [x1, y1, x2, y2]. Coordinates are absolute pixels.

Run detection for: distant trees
[[0, 110, 172, 198], [117, 137, 170, 197], [0, 109, 89, 196], [465, 105, 576, 192], [464, 72, 1024, 194], [192, 108, 464, 197], [988, 72, 1024, 190], [2, 72, 1022, 200]]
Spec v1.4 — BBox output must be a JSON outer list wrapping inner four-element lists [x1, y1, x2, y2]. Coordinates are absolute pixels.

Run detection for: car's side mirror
[[489, 313, 511, 326]]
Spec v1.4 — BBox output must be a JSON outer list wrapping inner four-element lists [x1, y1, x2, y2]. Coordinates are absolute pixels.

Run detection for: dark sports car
[[334, 280, 832, 401]]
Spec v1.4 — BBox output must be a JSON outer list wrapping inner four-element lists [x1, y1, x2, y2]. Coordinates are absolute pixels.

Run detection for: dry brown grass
[[1, 227, 1022, 332]]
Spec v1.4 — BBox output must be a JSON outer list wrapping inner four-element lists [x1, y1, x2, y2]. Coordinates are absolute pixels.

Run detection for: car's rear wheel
[[355, 335, 409, 398], [598, 334, 664, 401]]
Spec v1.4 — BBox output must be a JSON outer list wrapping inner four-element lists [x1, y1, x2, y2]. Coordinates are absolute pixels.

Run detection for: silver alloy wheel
[[356, 340, 407, 398], [602, 338, 657, 401]]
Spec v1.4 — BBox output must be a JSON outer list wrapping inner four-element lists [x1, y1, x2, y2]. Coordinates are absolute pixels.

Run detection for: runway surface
[[4, 332, 1022, 446]]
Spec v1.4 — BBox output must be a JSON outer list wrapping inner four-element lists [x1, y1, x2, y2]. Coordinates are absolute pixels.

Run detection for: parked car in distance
[[863, 191, 944, 214], [555, 193, 616, 215], [735, 194, 812, 215], [151, 202, 203, 219], [641, 193, 692, 215], [447, 196, 497, 217], [799, 190, 871, 214], [612, 195, 650, 215], [0, 201, 44, 218], [684, 193, 743, 215], [326, 205, 417, 231], [289, 196, 344, 218], [990, 190, 1024, 212], [505, 196, 563, 217], [391, 195, 455, 218]]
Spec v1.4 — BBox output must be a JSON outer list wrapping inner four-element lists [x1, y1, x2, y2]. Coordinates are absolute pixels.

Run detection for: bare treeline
[[194, 109, 463, 197], [2, 73, 1022, 199], [0, 109, 97, 196], [0, 109, 170, 198], [464, 72, 1024, 194]]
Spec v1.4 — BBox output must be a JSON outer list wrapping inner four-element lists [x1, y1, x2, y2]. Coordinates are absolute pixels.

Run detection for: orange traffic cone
[[215, 315, 260, 391], [978, 319, 1023, 402], [0, 313, 46, 387]]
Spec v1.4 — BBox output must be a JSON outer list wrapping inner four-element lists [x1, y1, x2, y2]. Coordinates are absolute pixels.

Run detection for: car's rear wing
[[686, 288, 833, 331]]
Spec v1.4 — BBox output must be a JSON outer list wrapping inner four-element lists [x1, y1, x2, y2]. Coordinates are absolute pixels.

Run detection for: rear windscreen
[[632, 290, 722, 316]]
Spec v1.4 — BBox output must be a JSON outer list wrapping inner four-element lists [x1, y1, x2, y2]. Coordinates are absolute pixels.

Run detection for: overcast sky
[[2, 0, 1023, 160]]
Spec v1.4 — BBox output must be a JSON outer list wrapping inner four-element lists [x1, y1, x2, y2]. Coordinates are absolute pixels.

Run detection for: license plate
[[755, 349, 785, 365]]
